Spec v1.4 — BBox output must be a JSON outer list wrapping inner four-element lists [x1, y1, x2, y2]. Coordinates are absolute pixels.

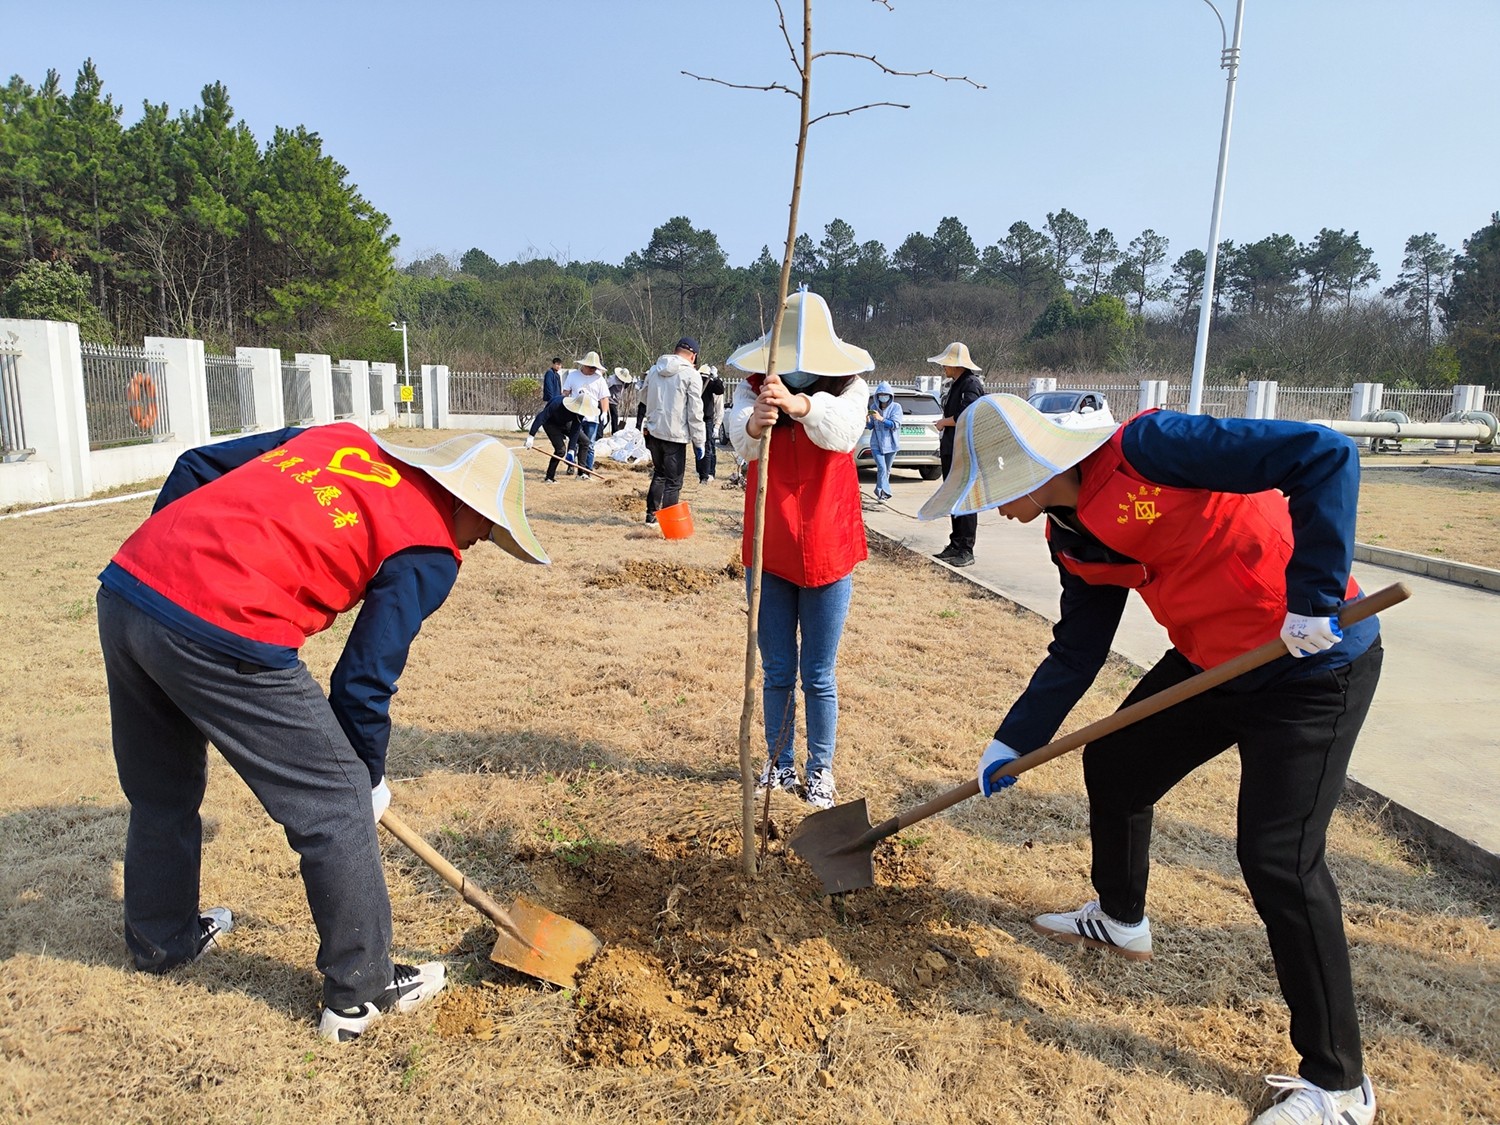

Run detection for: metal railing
[[81, 343, 171, 449], [447, 370, 540, 416], [1, 347, 31, 461], [331, 361, 354, 419], [281, 360, 314, 426], [368, 367, 385, 414], [1379, 389, 1459, 424], [205, 353, 257, 435]]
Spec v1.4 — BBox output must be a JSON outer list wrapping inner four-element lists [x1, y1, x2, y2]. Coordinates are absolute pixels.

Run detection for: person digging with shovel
[[919, 396, 1385, 1124], [96, 424, 548, 1043]]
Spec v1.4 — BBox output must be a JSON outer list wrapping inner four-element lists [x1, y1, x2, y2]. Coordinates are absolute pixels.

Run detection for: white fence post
[[1246, 379, 1278, 420], [368, 361, 397, 430], [0, 318, 91, 502], [298, 353, 334, 425], [145, 336, 210, 447], [1138, 379, 1169, 412], [420, 364, 450, 429], [238, 346, 284, 431], [343, 359, 371, 426], [1026, 376, 1056, 399], [1452, 384, 1485, 413]]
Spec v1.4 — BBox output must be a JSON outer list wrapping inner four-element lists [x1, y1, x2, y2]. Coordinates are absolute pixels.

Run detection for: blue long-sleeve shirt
[[99, 427, 458, 785], [994, 412, 1377, 754]]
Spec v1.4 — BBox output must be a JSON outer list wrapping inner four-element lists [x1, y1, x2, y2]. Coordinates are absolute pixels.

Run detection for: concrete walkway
[[860, 480, 1500, 880]]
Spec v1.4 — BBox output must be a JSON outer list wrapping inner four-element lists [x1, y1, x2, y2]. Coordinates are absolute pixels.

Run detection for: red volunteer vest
[[741, 394, 867, 587], [1050, 419, 1359, 669], [113, 424, 461, 647]]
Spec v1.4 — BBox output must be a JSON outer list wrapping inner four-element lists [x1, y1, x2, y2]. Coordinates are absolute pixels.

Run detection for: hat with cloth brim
[[562, 393, 600, 421], [917, 394, 1119, 519], [927, 341, 982, 372], [372, 432, 549, 564], [613, 366, 634, 384], [726, 288, 874, 377], [575, 351, 606, 371]]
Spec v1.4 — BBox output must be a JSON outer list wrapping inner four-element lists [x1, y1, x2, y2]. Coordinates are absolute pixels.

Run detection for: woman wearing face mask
[[865, 381, 903, 501], [725, 288, 872, 811]]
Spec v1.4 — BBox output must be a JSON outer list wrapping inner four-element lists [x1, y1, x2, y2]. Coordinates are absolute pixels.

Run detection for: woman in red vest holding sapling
[[726, 288, 871, 812], [920, 395, 1383, 1125], [97, 424, 548, 1044]]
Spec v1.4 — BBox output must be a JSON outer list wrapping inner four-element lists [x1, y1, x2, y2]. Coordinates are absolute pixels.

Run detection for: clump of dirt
[[611, 494, 643, 514], [591, 557, 741, 594]]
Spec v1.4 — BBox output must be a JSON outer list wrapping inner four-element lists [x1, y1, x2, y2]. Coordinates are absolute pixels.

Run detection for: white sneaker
[[1030, 900, 1153, 960], [317, 961, 447, 1043], [1250, 1074, 1376, 1125], [755, 761, 800, 796], [804, 769, 837, 810], [189, 906, 234, 964]]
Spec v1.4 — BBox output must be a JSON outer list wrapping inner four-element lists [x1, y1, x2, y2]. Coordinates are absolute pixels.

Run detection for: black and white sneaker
[[755, 761, 801, 797], [1031, 900, 1152, 960], [189, 906, 234, 964], [317, 961, 448, 1043]]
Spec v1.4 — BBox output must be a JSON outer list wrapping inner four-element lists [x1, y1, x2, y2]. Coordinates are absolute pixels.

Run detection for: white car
[[1027, 389, 1117, 430], [854, 388, 944, 480]]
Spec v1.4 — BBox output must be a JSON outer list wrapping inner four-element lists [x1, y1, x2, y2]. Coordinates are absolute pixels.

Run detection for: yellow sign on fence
[[398, 385, 414, 403]]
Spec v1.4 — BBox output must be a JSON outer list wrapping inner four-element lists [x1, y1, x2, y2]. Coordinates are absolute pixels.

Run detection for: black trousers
[[1082, 641, 1383, 1091], [646, 435, 687, 516], [939, 445, 976, 551], [541, 416, 570, 481]]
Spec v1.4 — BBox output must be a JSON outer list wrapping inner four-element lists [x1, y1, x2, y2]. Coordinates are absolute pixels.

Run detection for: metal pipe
[[1309, 418, 1499, 444]]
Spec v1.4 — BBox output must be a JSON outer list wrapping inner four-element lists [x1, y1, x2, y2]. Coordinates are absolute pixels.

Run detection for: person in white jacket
[[642, 337, 706, 524]]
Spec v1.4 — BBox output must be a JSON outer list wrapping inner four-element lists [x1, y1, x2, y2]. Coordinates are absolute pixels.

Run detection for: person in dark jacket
[[696, 363, 726, 483], [920, 395, 1383, 1125], [97, 425, 548, 1043], [928, 342, 985, 566]]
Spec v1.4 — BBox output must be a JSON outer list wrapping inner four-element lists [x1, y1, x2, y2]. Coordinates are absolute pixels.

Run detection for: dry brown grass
[[1, 433, 1496, 1124]]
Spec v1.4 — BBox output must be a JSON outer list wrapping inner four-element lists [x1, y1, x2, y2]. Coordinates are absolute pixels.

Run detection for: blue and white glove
[[1279, 612, 1343, 658], [977, 739, 1022, 797], [371, 778, 392, 821]]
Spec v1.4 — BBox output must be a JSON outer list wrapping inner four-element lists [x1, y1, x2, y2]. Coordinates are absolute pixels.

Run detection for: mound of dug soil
[[591, 557, 743, 594]]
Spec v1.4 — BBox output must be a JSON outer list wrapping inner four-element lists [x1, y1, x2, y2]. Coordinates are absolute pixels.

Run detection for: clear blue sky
[[12, 1, 1499, 284]]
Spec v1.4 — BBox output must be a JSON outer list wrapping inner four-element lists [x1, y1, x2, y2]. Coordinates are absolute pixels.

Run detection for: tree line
[[3, 64, 1495, 386]]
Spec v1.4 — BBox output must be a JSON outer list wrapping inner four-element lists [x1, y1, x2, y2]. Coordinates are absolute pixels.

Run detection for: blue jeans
[[751, 571, 852, 777], [568, 419, 599, 471], [873, 449, 895, 496]]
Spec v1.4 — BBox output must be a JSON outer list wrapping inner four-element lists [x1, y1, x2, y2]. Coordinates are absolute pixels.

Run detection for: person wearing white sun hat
[[725, 288, 873, 811], [927, 341, 986, 566], [919, 396, 1383, 1125], [561, 351, 611, 479], [96, 423, 546, 1042]]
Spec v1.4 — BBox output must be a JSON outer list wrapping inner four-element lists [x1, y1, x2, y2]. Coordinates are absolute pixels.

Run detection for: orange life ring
[[126, 372, 158, 430]]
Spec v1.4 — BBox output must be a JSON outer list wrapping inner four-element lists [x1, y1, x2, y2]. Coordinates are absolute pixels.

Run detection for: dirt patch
[[591, 557, 743, 594]]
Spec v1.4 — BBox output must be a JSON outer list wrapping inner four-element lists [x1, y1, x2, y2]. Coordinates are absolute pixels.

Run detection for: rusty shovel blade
[[788, 798, 881, 895], [489, 895, 603, 988]]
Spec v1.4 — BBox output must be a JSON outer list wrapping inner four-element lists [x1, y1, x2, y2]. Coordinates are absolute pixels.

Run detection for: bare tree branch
[[772, 0, 801, 68], [681, 72, 798, 97], [811, 50, 986, 89], [808, 100, 910, 125]]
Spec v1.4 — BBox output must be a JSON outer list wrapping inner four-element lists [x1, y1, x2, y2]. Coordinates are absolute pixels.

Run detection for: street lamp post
[[390, 320, 410, 424], [1188, 0, 1245, 415]]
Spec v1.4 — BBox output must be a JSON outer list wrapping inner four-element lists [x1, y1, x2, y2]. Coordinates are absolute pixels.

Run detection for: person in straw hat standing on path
[[920, 396, 1384, 1125], [561, 351, 611, 479], [642, 337, 706, 524], [96, 423, 548, 1043], [928, 342, 986, 567], [725, 289, 871, 811]]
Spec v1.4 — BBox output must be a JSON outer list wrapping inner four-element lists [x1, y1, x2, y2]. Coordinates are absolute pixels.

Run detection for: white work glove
[[977, 739, 1022, 797], [371, 778, 392, 821], [1279, 612, 1343, 658], [522, 434, 535, 450]]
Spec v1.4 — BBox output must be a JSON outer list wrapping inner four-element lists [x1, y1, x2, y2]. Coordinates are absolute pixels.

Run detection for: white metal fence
[[205, 353, 256, 435], [1, 346, 28, 461], [81, 343, 171, 449], [281, 359, 314, 426], [331, 361, 355, 419]]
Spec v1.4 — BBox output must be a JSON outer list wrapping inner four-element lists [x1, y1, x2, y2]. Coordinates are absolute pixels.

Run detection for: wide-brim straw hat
[[927, 341, 982, 372], [562, 393, 600, 421], [372, 432, 549, 564], [917, 394, 1119, 519], [575, 351, 606, 371], [613, 366, 634, 384], [726, 288, 874, 377]]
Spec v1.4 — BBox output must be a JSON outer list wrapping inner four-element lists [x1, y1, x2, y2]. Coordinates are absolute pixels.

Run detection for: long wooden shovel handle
[[379, 808, 538, 953], [520, 442, 614, 479], [873, 582, 1410, 840]]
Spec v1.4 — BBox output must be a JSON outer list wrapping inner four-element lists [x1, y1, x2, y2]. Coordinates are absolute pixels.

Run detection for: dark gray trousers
[[97, 587, 394, 1008]]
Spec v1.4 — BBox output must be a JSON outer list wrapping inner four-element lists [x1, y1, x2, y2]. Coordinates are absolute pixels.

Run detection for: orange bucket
[[657, 501, 694, 539]]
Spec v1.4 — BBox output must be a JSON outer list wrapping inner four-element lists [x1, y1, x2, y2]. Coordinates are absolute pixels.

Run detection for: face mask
[[779, 370, 818, 390], [877, 395, 891, 405]]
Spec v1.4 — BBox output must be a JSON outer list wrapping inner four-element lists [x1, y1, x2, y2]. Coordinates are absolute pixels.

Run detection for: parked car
[[1027, 389, 1117, 430], [854, 388, 944, 481]]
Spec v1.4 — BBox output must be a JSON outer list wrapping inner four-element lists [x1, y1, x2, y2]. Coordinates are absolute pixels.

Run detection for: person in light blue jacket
[[865, 381, 902, 501]]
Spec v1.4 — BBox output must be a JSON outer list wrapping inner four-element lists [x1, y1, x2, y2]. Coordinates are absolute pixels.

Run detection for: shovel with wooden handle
[[789, 582, 1410, 896], [380, 808, 602, 988]]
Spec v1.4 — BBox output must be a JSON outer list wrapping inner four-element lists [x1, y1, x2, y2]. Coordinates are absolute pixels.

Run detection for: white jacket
[[643, 354, 706, 447], [727, 376, 870, 462]]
